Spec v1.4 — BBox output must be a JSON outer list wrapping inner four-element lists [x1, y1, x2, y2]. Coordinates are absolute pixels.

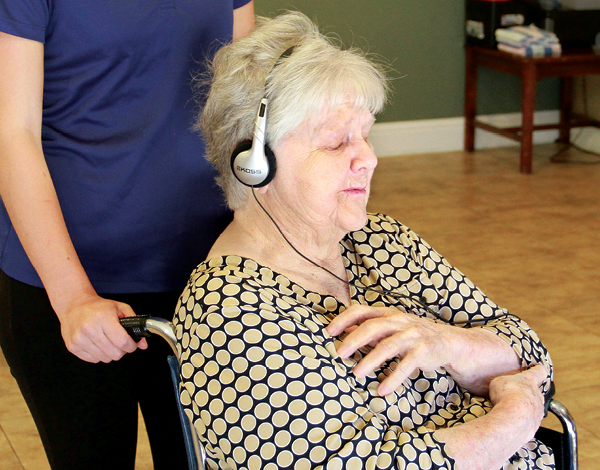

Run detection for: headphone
[[230, 46, 295, 187]]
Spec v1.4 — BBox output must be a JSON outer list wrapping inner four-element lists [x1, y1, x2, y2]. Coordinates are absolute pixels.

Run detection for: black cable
[[251, 188, 517, 326]]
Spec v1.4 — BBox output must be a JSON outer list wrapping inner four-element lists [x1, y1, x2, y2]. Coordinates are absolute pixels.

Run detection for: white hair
[[196, 11, 389, 209]]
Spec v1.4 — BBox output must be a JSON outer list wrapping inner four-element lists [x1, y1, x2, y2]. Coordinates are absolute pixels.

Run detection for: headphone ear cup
[[230, 140, 253, 185], [230, 140, 277, 188]]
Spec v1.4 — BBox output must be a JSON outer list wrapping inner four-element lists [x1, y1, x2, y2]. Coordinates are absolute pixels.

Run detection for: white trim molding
[[370, 110, 563, 157]]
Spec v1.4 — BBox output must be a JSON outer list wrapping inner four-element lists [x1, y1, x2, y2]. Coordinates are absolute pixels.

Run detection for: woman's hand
[[489, 364, 547, 416], [326, 304, 522, 396], [435, 365, 548, 470], [327, 304, 458, 395], [57, 294, 146, 364]]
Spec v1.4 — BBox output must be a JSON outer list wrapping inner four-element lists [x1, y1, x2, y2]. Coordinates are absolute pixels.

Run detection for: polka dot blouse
[[174, 213, 555, 470]]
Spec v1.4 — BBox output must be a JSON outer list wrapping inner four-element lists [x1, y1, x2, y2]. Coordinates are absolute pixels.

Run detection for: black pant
[[0, 271, 188, 469]]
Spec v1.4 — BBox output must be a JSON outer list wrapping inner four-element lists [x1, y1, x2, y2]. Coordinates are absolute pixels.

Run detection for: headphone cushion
[[258, 144, 277, 187]]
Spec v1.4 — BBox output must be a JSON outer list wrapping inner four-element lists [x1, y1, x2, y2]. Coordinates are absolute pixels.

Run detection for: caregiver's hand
[[57, 292, 147, 363], [326, 304, 462, 395]]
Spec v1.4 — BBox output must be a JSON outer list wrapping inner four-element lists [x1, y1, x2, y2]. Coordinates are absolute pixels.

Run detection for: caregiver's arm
[[0, 32, 141, 363], [233, 1, 255, 41]]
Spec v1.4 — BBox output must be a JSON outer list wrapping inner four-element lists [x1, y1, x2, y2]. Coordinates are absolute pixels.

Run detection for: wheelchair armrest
[[548, 398, 578, 470]]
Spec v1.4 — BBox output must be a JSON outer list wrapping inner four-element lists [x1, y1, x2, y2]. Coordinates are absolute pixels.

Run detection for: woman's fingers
[[335, 316, 400, 358], [329, 306, 458, 396], [489, 364, 549, 409], [326, 304, 392, 336], [526, 364, 549, 386], [351, 331, 409, 377], [352, 336, 432, 396], [329, 305, 412, 358], [377, 348, 424, 396]]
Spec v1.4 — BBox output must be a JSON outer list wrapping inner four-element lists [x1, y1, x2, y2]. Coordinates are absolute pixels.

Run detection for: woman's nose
[[351, 139, 378, 172]]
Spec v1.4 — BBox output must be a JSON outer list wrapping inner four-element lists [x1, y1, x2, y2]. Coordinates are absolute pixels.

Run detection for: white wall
[[370, 111, 562, 157]]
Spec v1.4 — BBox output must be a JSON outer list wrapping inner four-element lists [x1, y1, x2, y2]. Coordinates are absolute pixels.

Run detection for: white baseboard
[[370, 111, 563, 157]]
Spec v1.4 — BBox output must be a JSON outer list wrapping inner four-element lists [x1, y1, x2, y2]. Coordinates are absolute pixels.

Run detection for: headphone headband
[[231, 45, 297, 187]]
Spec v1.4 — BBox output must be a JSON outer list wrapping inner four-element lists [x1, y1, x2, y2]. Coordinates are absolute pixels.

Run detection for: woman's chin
[[341, 210, 368, 234]]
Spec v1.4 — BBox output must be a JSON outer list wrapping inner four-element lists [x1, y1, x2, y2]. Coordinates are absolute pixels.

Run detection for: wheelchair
[[121, 316, 578, 470]]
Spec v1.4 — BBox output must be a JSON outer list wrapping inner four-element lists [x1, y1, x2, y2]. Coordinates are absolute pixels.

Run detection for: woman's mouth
[[344, 187, 367, 195]]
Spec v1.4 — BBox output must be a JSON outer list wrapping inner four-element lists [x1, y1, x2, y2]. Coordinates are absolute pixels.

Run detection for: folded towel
[[495, 25, 559, 48], [498, 43, 562, 58]]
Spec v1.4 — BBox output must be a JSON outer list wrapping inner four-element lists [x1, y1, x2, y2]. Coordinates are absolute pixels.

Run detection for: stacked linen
[[495, 25, 561, 57]]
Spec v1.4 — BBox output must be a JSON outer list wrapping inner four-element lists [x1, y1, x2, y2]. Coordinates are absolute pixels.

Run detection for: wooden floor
[[1, 144, 598, 469]]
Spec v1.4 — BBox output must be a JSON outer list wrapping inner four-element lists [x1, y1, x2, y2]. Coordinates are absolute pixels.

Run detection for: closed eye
[[327, 136, 350, 151]]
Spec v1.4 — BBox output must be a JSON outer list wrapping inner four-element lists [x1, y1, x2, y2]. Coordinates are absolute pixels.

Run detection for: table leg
[[520, 62, 537, 174], [558, 76, 573, 144], [464, 46, 477, 152]]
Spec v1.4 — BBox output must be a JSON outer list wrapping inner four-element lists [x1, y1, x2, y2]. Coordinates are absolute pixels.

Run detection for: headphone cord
[[251, 188, 516, 326]]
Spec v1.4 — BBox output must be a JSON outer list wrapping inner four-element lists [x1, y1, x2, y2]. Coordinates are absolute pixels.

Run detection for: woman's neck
[[208, 200, 351, 305]]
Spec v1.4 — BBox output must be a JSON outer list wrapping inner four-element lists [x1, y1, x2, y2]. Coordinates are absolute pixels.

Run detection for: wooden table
[[464, 45, 600, 173]]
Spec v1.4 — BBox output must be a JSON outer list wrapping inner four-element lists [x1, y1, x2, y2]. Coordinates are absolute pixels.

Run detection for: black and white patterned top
[[174, 213, 554, 470]]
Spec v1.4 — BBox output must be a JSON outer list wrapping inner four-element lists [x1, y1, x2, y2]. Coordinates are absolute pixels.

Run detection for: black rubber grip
[[119, 316, 151, 342]]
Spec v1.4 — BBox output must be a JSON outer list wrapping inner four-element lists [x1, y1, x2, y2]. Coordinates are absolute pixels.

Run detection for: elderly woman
[[173, 11, 554, 470]]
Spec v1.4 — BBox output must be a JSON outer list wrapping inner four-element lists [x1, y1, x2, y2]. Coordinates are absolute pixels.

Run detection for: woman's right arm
[[435, 365, 547, 470], [0, 31, 142, 363]]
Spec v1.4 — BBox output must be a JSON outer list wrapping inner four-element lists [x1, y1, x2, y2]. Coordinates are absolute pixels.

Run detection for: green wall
[[255, 0, 559, 123]]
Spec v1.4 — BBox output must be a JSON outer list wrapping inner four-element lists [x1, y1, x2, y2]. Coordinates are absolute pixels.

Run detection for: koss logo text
[[237, 166, 262, 174]]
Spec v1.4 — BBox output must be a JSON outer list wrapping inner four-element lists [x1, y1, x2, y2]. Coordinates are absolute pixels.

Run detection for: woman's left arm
[[233, 1, 254, 41]]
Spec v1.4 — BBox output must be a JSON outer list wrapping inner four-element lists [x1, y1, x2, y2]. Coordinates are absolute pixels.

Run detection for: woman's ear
[[254, 181, 271, 194]]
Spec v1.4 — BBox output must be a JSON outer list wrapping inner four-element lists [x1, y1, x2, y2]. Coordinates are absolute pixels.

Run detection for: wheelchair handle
[[119, 316, 178, 356]]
